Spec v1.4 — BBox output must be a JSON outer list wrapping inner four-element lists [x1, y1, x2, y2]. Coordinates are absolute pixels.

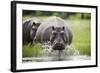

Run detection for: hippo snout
[[52, 43, 65, 50]]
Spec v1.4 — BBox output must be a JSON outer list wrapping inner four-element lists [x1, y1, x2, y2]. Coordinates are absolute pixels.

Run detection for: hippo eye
[[52, 26, 55, 30], [52, 31, 57, 36]]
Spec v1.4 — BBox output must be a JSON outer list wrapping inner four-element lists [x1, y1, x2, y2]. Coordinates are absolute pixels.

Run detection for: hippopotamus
[[23, 17, 43, 44], [35, 16, 72, 50]]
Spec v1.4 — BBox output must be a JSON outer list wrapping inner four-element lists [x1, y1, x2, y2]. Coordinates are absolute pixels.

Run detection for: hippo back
[[35, 16, 72, 45], [23, 17, 43, 44]]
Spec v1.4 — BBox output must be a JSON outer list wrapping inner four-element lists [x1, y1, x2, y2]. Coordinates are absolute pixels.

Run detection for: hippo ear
[[33, 22, 36, 25], [52, 26, 55, 30], [37, 23, 40, 26], [62, 26, 65, 30]]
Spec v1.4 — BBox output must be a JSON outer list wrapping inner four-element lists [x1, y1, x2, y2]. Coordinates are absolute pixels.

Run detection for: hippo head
[[50, 26, 67, 50], [31, 22, 40, 32], [30, 22, 41, 40]]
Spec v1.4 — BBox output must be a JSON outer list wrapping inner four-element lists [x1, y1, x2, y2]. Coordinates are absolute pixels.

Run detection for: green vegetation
[[23, 10, 91, 19], [22, 10, 91, 57], [23, 43, 42, 57], [68, 20, 91, 56]]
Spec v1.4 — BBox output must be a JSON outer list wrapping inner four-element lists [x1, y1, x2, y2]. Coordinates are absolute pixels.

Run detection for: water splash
[[65, 45, 80, 56], [23, 42, 90, 62], [40, 42, 80, 58]]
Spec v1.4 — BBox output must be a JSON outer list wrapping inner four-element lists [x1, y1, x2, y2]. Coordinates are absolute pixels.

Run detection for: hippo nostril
[[53, 43, 65, 50]]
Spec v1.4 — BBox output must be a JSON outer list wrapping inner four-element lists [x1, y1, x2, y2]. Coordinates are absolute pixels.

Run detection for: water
[[23, 43, 90, 62], [40, 43, 80, 57]]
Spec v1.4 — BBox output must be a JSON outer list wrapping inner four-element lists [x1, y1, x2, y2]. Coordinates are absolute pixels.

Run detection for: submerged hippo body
[[35, 16, 72, 50], [23, 17, 43, 44]]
